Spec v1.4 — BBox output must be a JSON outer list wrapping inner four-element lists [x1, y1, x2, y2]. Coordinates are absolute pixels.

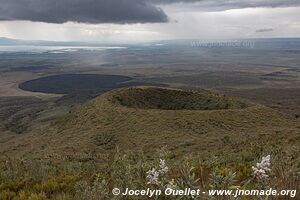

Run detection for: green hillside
[[2, 87, 298, 162], [0, 87, 299, 199]]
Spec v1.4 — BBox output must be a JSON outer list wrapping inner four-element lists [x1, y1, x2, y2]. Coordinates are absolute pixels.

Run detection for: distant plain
[[0, 39, 299, 146]]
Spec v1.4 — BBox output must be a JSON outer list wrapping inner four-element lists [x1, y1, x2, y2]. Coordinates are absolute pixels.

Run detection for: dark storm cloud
[[0, 0, 299, 24], [0, 0, 168, 24]]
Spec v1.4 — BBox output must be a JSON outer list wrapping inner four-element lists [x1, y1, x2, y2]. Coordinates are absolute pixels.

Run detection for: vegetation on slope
[[110, 87, 248, 110], [0, 97, 47, 134], [1, 87, 297, 160], [0, 87, 299, 199], [0, 149, 299, 199]]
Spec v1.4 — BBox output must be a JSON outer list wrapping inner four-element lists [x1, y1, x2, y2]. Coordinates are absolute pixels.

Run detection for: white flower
[[146, 159, 169, 185], [252, 155, 271, 180], [166, 179, 177, 190], [158, 159, 169, 174], [146, 168, 160, 185]]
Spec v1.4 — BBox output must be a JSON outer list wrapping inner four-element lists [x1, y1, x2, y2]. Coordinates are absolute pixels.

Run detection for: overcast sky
[[0, 0, 299, 43]]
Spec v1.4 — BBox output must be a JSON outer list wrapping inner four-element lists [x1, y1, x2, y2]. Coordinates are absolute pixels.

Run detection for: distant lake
[[19, 74, 133, 95], [18, 74, 164, 105], [0, 45, 127, 54]]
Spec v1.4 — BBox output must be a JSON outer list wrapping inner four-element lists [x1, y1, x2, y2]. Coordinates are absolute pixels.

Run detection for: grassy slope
[[1, 87, 298, 164], [0, 87, 299, 199]]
